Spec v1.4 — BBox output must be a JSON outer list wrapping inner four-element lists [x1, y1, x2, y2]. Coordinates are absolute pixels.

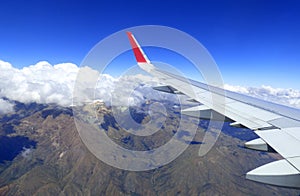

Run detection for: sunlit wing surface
[[126, 32, 300, 188]]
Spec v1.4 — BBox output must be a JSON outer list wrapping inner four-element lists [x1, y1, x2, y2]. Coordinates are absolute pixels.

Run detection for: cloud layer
[[224, 84, 300, 108], [0, 60, 167, 113], [0, 98, 14, 114], [0, 60, 79, 107], [0, 59, 299, 115]]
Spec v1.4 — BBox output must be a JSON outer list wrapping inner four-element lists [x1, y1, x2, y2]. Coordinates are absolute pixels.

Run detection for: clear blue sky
[[0, 0, 300, 89]]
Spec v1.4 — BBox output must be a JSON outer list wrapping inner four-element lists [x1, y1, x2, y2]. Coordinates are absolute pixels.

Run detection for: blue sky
[[0, 0, 300, 89]]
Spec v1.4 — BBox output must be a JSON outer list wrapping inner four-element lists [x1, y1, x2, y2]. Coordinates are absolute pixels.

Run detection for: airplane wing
[[126, 31, 300, 188]]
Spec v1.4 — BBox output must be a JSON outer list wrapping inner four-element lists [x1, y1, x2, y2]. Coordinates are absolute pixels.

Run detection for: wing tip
[[126, 32, 149, 64], [126, 31, 133, 37]]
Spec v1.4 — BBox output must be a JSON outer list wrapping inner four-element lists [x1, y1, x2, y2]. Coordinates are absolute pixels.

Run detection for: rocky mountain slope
[[0, 101, 298, 195]]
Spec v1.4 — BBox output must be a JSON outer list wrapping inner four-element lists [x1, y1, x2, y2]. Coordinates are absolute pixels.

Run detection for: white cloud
[[95, 73, 176, 107], [224, 84, 300, 108], [1, 59, 299, 113], [0, 98, 14, 114], [0, 60, 79, 107], [0, 60, 167, 110]]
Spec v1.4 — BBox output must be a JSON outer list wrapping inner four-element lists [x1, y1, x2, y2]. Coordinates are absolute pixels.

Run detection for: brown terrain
[[0, 101, 299, 195]]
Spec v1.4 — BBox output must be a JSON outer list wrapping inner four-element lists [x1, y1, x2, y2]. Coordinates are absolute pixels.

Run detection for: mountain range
[[0, 100, 298, 195]]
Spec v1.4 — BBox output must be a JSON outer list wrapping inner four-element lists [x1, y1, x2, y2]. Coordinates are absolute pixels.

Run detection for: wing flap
[[153, 85, 181, 94], [255, 128, 300, 158], [246, 158, 300, 188], [181, 105, 211, 119], [245, 138, 269, 151], [255, 129, 300, 158]]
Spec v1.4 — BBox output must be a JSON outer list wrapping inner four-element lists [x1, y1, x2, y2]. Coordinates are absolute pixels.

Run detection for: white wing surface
[[126, 32, 300, 188]]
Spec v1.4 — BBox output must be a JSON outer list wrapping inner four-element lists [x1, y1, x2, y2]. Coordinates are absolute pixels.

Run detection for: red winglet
[[126, 32, 149, 63]]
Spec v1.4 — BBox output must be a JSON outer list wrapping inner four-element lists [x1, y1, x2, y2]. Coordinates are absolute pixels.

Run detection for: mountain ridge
[[0, 101, 298, 195]]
